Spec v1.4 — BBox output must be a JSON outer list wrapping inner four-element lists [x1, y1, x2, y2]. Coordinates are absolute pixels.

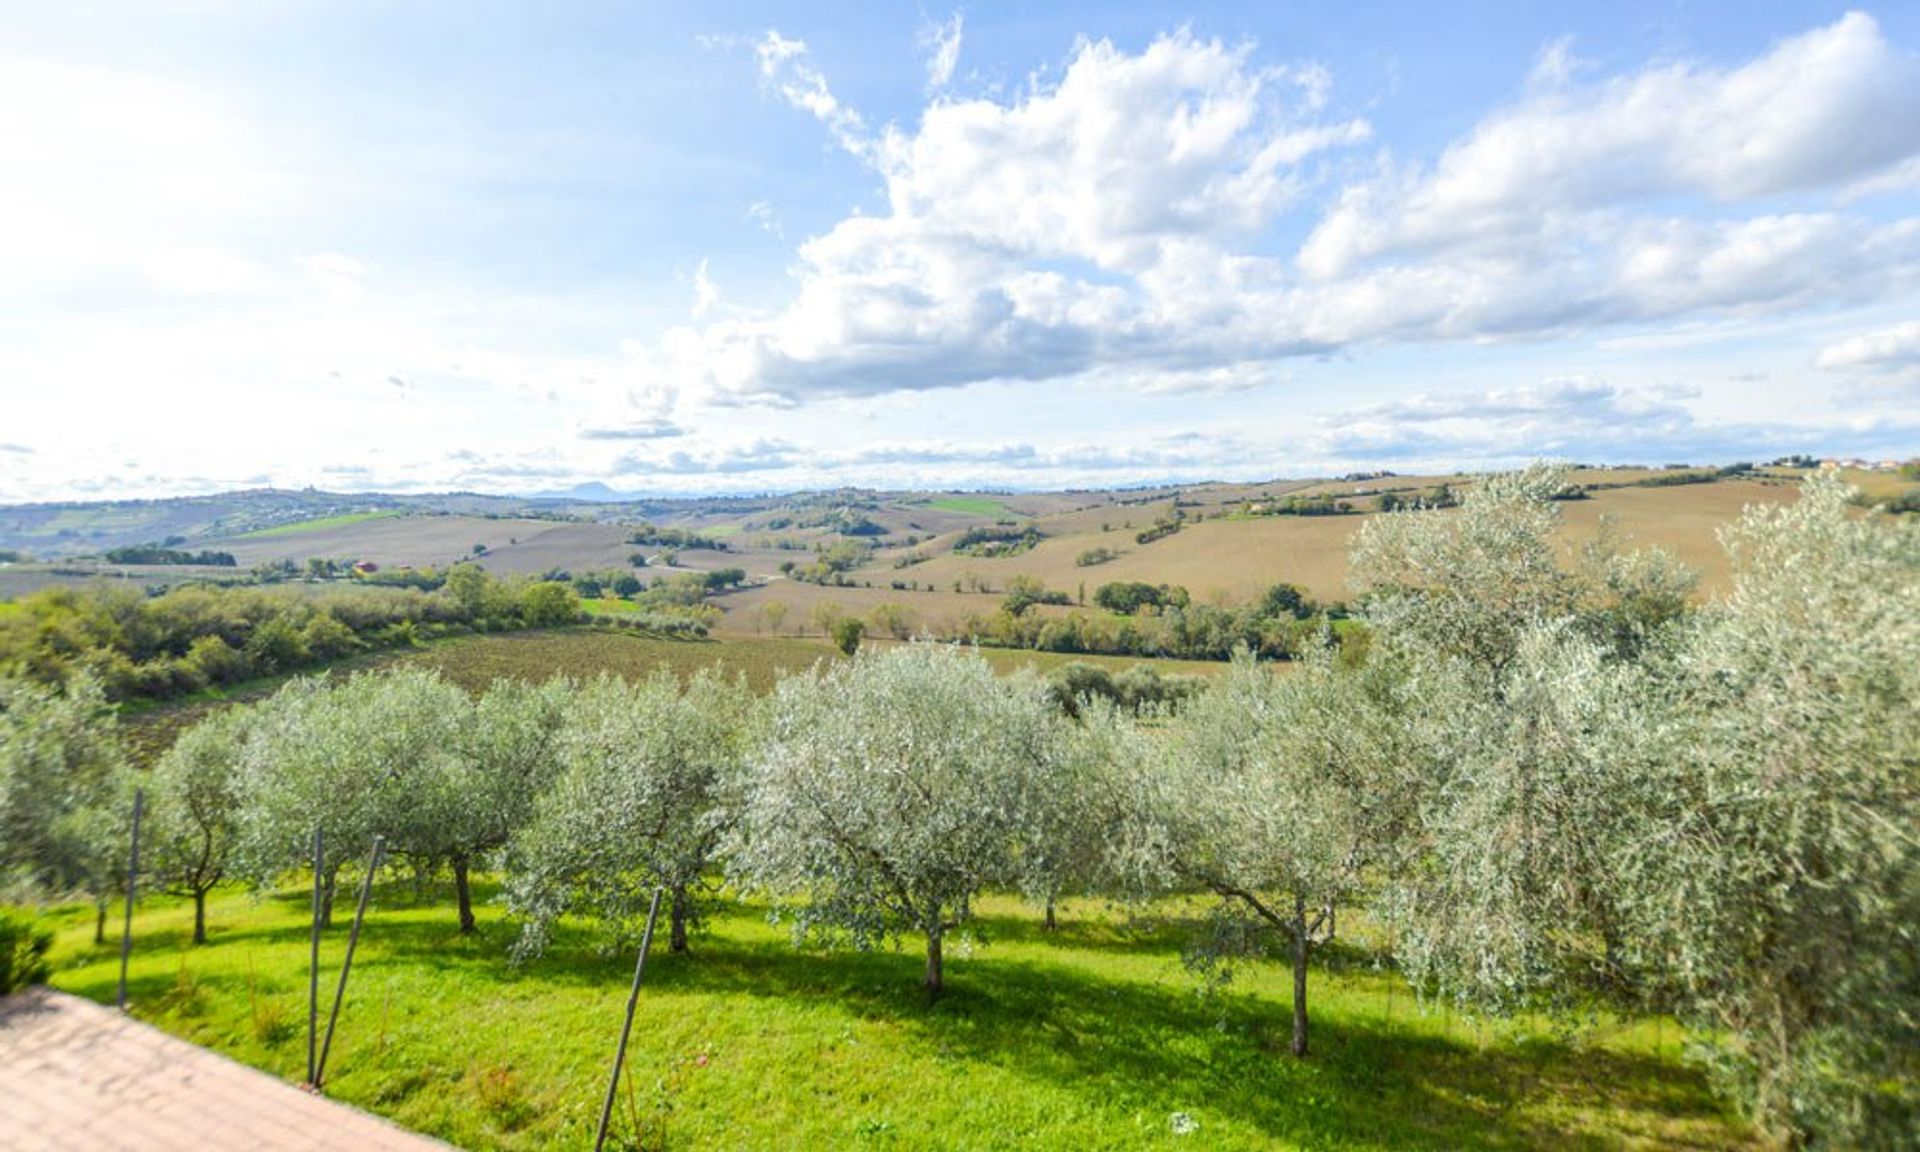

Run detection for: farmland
[[40, 884, 1750, 1151], [236, 510, 402, 538]]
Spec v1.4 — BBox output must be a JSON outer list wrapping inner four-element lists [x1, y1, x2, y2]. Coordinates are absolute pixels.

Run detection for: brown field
[[210, 514, 624, 572], [126, 470, 1891, 639]]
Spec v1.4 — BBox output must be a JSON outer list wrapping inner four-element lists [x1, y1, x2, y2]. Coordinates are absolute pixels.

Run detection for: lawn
[[39, 883, 1751, 1151], [237, 510, 403, 539]]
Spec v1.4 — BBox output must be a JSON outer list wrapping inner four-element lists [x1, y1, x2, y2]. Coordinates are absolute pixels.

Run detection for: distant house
[[351, 560, 380, 575]]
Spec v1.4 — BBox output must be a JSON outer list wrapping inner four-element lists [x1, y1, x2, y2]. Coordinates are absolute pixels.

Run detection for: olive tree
[[1008, 690, 1131, 933], [1118, 648, 1414, 1055], [235, 669, 470, 924], [409, 676, 570, 933], [1349, 464, 1687, 1009], [507, 671, 749, 958], [0, 675, 125, 942], [145, 708, 249, 944], [1618, 472, 1919, 1147], [729, 644, 1055, 993]]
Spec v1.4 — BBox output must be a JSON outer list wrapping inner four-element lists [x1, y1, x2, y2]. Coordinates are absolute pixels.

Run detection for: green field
[[924, 496, 1017, 518], [237, 510, 403, 539], [579, 597, 644, 616], [40, 884, 1748, 1151]]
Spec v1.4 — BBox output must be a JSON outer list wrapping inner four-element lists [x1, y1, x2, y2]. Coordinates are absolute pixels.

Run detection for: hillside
[[1, 467, 1900, 638]]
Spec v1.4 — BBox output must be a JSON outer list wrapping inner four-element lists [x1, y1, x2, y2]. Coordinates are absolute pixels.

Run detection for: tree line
[[0, 467, 1911, 1148], [0, 565, 583, 703]]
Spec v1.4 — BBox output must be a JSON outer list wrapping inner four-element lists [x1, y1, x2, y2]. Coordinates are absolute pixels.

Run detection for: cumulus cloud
[[1300, 13, 1920, 278], [643, 15, 1920, 409], [1817, 320, 1920, 373], [663, 29, 1368, 403], [920, 12, 964, 90]]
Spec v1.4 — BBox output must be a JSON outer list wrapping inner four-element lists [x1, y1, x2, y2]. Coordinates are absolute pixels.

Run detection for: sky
[[1, 1, 1917, 502]]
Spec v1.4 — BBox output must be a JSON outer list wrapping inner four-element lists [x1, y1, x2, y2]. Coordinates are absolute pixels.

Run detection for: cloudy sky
[[3, 1, 1918, 501]]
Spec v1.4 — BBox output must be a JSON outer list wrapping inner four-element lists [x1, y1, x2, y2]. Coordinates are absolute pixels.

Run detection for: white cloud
[[1301, 378, 1919, 469], [693, 259, 722, 318], [1818, 320, 1920, 372], [756, 31, 866, 152], [745, 200, 782, 235], [670, 30, 1368, 402], [1299, 12, 1920, 278], [658, 15, 1920, 408], [921, 12, 965, 90]]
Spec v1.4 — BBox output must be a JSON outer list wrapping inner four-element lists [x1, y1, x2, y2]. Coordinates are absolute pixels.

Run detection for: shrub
[[0, 910, 52, 994]]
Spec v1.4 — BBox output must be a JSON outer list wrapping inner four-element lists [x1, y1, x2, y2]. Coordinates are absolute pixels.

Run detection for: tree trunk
[[669, 886, 690, 953], [319, 870, 338, 929], [1044, 897, 1057, 932], [453, 857, 476, 934], [925, 925, 944, 995], [94, 899, 107, 946], [1291, 896, 1310, 1058], [193, 889, 208, 946]]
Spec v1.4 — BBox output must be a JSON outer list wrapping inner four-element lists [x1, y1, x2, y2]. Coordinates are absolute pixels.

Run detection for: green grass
[[0, 600, 21, 618], [36, 885, 1750, 1151], [925, 496, 1017, 518], [579, 597, 644, 616], [236, 510, 402, 538]]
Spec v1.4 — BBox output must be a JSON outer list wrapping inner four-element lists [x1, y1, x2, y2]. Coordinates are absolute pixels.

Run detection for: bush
[[0, 910, 53, 994], [831, 617, 866, 655]]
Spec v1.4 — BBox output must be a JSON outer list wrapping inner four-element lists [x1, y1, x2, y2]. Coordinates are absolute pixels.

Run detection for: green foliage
[[0, 676, 124, 903], [729, 644, 1057, 991], [1002, 575, 1071, 616], [1045, 661, 1205, 717], [102, 544, 237, 566], [1093, 581, 1182, 615], [517, 581, 581, 628], [1617, 473, 1920, 1146], [953, 524, 1043, 557], [628, 523, 730, 551], [145, 708, 249, 942], [829, 616, 865, 655], [1113, 649, 1415, 1053], [1133, 513, 1183, 544], [0, 569, 588, 705], [506, 672, 749, 958], [0, 908, 52, 993], [1074, 546, 1117, 567]]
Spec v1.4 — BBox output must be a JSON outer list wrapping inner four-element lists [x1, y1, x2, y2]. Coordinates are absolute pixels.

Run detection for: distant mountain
[[527, 481, 635, 502]]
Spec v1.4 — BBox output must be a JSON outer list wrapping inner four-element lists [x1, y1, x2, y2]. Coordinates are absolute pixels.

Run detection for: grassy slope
[[237, 510, 403, 538], [44, 886, 1750, 1152], [923, 495, 1018, 518]]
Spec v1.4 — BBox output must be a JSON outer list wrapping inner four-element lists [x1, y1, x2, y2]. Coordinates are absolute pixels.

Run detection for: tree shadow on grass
[[80, 886, 1748, 1150]]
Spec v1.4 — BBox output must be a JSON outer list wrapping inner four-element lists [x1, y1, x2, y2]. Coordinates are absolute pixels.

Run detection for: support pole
[[306, 827, 323, 1088], [315, 835, 382, 1090], [116, 790, 144, 1011], [594, 888, 665, 1152]]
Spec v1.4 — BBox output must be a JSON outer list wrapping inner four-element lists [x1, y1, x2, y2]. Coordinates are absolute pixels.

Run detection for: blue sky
[[1, 1, 1917, 500]]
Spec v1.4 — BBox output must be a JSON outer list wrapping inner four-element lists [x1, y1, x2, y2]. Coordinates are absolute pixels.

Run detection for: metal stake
[[315, 835, 383, 1090], [116, 790, 144, 1011], [595, 888, 665, 1152], [307, 827, 323, 1087]]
